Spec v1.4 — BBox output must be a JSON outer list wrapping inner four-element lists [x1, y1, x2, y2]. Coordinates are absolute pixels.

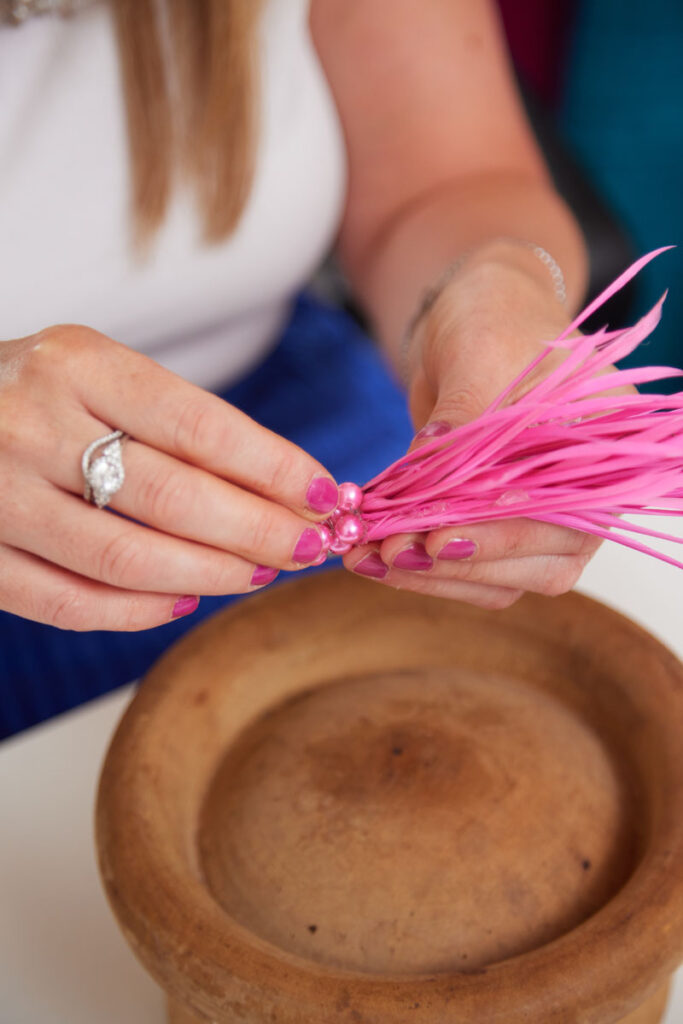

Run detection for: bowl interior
[[198, 661, 641, 973]]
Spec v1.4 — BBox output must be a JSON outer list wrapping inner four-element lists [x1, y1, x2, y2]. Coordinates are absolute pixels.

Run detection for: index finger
[[69, 329, 340, 518]]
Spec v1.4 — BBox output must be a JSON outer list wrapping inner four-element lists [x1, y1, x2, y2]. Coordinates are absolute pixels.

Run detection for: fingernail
[[306, 476, 339, 514], [172, 595, 199, 618], [250, 565, 280, 587], [393, 542, 433, 571], [414, 420, 451, 442], [437, 539, 478, 561], [293, 527, 323, 564], [353, 552, 388, 579]]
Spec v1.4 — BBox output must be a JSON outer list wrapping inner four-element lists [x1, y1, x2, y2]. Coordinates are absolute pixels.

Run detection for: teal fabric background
[[561, 0, 683, 391]]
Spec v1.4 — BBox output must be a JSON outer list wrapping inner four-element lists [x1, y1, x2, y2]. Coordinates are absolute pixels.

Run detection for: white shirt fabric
[[0, 0, 347, 390]]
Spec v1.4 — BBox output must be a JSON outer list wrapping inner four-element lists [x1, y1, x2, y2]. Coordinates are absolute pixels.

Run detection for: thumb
[[407, 361, 490, 453]]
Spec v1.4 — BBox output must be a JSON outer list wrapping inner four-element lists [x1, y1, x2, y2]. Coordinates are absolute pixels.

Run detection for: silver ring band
[[82, 429, 128, 509]]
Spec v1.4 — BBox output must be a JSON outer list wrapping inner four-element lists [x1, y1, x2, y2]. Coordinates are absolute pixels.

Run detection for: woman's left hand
[[343, 256, 602, 607]]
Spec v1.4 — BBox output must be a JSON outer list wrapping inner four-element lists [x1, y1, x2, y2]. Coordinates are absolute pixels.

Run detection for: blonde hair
[[112, 0, 263, 247]]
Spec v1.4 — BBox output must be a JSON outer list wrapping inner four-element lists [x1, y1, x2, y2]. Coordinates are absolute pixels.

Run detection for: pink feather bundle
[[325, 248, 683, 570]]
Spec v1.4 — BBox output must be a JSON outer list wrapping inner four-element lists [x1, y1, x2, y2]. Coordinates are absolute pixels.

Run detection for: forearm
[[340, 172, 588, 373]]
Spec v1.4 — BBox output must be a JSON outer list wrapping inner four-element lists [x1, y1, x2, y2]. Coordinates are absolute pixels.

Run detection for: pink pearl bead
[[329, 533, 353, 555], [318, 524, 333, 552], [337, 481, 363, 512], [335, 513, 364, 545], [311, 549, 329, 566], [325, 508, 343, 529]]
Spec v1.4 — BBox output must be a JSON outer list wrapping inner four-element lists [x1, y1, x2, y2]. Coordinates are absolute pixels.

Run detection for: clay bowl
[[96, 570, 683, 1024]]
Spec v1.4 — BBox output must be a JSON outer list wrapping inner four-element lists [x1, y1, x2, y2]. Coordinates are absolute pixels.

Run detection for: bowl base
[[621, 981, 672, 1024], [167, 1000, 199, 1024], [166, 980, 672, 1024]]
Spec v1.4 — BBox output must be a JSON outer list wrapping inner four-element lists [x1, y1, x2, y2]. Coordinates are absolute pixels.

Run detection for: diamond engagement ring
[[82, 430, 128, 509]]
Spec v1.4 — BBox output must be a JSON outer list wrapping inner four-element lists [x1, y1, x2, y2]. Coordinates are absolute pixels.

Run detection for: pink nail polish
[[172, 595, 199, 618], [414, 420, 451, 442], [293, 527, 323, 564], [306, 477, 339, 514], [393, 542, 433, 571], [250, 565, 279, 586], [353, 552, 388, 579], [437, 539, 478, 561]]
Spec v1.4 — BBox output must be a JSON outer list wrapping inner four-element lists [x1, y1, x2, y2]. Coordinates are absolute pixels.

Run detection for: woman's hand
[[343, 256, 602, 607], [0, 325, 339, 630]]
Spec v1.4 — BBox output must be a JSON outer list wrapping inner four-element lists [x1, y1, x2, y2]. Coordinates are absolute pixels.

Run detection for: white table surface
[[1, 516, 683, 1024]]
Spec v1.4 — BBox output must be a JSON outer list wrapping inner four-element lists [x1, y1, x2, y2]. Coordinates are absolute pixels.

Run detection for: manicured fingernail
[[293, 527, 323, 564], [393, 542, 433, 571], [250, 565, 280, 587], [414, 420, 451, 442], [172, 595, 199, 618], [437, 539, 478, 561], [306, 476, 339, 514], [353, 552, 388, 579]]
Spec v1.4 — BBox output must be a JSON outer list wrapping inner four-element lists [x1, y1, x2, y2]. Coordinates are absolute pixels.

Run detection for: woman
[[0, 0, 598, 735]]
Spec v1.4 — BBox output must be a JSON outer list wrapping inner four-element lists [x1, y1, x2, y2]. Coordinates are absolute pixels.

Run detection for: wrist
[[464, 238, 567, 306], [401, 239, 570, 385]]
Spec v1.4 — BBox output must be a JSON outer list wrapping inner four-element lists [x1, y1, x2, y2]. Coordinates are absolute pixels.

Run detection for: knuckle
[[138, 465, 188, 523], [435, 383, 487, 424], [173, 398, 218, 459], [200, 554, 241, 594], [467, 587, 523, 611], [541, 561, 581, 597], [97, 531, 147, 587], [577, 532, 601, 558], [487, 588, 523, 610], [242, 510, 278, 561], [450, 557, 476, 581], [0, 325, 104, 401], [0, 394, 29, 456], [263, 451, 298, 499], [570, 555, 591, 582], [26, 324, 97, 370], [115, 599, 161, 632], [47, 587, 91, 631], [501, 521, 528, 559]]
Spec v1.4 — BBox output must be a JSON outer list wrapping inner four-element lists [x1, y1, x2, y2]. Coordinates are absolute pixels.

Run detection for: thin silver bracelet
[[399, 238, 567, 386]]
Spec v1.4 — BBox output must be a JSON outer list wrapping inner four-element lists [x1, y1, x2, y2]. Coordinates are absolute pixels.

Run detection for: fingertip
[[171, 595, 200, 619], [250, 565, 280, 588], [292, 527, 325, 565], [433, 538, 479, 562], [305, 476, 339, 515], [343, 544, 388, 579], [342, 542, 376, 568], [378, 532, 421, 565], [351, 551, 389, 580]]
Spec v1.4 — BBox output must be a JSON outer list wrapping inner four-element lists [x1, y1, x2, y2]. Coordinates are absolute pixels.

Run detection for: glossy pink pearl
[[335, 513, 365, 545], [329, 533, 353, 555], [318, 524, 333, 552], [337, 481, 363, 512], [325, 508, 343, 530], [311, 549, 329, 566]]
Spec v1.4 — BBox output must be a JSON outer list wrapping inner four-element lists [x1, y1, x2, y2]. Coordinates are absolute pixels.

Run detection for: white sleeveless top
[[0, 0, 347, 390]]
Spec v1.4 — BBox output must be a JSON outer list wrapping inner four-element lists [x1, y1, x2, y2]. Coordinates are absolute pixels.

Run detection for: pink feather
[[327, 248, 683, 569]]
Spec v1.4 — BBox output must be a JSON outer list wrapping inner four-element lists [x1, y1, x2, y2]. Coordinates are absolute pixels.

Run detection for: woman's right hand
[[0, 325, 340, 631]]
